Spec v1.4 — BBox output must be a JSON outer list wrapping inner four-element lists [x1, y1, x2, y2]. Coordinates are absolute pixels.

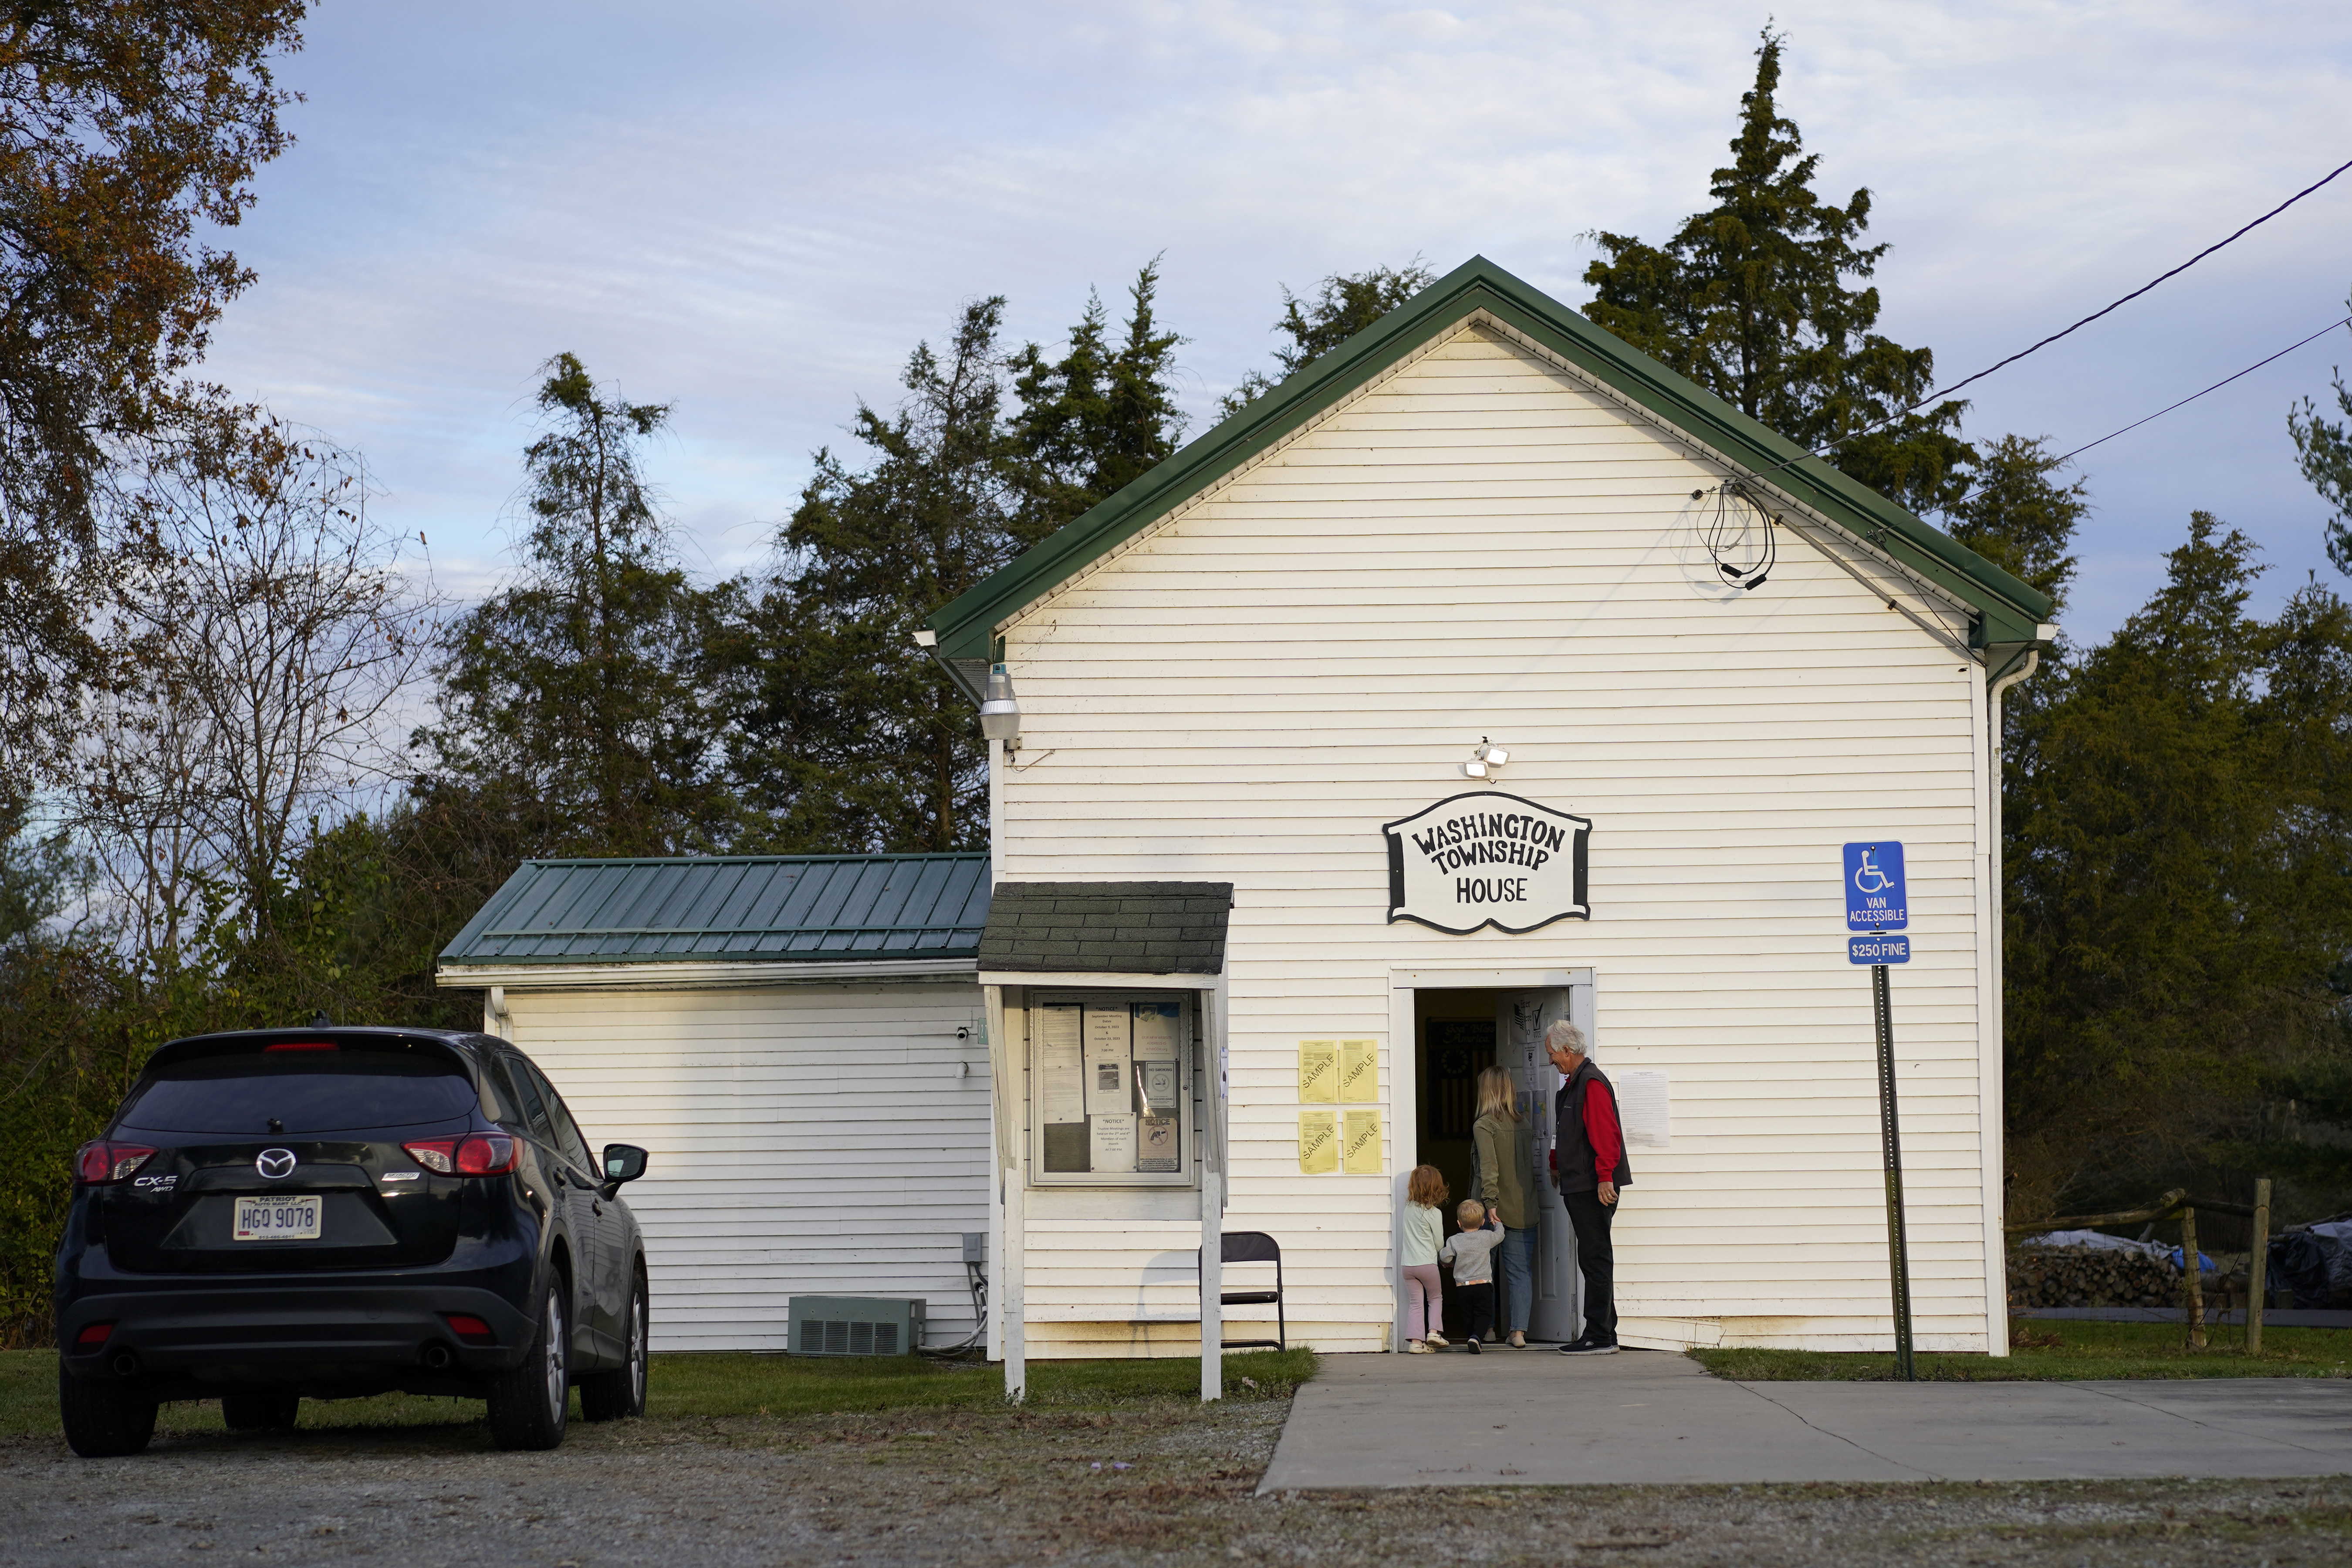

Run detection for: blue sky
[[200, 1, 2352, 644]]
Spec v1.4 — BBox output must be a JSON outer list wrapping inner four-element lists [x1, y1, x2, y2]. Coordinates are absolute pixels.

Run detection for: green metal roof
[[929, 254, 2054, 659], [439, 854, 992, 967]]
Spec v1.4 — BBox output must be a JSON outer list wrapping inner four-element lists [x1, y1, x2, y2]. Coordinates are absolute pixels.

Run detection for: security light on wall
[[1462, 738, 1508, 779], [980, 663, 1021, 744]]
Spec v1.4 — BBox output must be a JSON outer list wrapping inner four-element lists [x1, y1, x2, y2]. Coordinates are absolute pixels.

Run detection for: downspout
[[1984, 643, 2041, 1260]]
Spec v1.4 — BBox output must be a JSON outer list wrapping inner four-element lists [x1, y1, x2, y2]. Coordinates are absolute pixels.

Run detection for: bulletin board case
[[1023, 990, 1200, 1188]]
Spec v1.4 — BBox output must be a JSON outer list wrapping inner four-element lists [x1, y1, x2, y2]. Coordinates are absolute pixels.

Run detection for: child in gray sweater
[[1440, 1200, 1506, 1351]]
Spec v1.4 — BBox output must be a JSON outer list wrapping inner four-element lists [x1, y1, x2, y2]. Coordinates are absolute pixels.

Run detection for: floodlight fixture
[[980, 663, 1021, 743], [1461, 737, 1507, 780]]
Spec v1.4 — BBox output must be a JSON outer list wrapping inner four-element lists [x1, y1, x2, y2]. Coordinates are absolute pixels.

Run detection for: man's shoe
[[1557, 1337, 1619, 1355], [1466, 1337, 1482, 1355]]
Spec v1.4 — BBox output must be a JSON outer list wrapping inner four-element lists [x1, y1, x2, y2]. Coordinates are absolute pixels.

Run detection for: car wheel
[[59, 1366, 158, 1458], [221, 1390, 301, 1431], [487, 1281, 569, 1451], [578, 1270, 648, 1422]]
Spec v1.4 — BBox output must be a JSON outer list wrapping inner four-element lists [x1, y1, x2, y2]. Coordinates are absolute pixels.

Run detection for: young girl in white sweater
[[1402, 1165, 1449, 1352]]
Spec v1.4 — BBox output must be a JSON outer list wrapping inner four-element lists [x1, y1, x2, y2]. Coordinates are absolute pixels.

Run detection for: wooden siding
[[504, 983, 990, 1353], [997, 322, 1998, 1354]]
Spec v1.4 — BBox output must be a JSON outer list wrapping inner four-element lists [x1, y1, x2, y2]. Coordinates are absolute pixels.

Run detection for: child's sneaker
[[1424, 1332, 1448, 1348], [1406, 1340, 1431, 1353]]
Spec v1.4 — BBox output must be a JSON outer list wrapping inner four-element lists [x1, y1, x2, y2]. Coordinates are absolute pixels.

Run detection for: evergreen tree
[[1009, 258, 1187, 541], [2001, 516, 2352, 1215], [2288, 301, 2352, 573], [729, 274, 1190, 854], [1219, 261, 1435, 418], [1943, 435, 2088, 613], [1582, 31, 1970, 516], [421, 355, 737, 858], [728, 301, 1022, 854]]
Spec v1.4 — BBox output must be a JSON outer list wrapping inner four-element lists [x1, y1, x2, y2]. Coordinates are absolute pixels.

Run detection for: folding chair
[[1205, 1230, 1286, 1352]]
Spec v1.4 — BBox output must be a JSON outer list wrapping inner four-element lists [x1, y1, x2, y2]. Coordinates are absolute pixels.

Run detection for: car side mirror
[[602, 1144, 649, 1185]]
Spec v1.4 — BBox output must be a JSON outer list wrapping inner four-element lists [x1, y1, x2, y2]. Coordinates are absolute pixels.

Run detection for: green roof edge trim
[[929, 254, 2053, 659]]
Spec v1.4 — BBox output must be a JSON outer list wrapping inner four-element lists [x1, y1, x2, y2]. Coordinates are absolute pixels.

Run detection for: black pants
[[1457, 1281, 1494, 1342], [1560, 1188, 1619, 1343]]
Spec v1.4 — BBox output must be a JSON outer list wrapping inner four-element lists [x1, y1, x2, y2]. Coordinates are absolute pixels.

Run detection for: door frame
[[1388, 966, 1594, 1351]]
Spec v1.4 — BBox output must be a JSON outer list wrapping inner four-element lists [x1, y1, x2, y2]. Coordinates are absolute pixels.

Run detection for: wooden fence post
[[2180, 1205, 2206, 1351], [2247, 1178, 2271, 1357]]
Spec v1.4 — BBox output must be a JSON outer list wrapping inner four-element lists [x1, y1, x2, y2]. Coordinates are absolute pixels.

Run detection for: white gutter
[[434, 956, 980, 992]]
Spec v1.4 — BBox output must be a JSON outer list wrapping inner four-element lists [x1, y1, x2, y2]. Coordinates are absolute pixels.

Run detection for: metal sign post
[[1844, 843, 1916, 1382]]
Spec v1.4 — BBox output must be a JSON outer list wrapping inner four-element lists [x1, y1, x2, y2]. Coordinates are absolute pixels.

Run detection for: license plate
[[234, 1195, 322, 1241]]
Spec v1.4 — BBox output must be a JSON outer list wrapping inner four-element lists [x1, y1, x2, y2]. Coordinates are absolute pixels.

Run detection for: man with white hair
[[1544, 1019, 1628, 1354]]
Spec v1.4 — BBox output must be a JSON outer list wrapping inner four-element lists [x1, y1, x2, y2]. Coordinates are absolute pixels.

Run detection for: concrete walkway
[[1259, 1349, 2352, 1490]]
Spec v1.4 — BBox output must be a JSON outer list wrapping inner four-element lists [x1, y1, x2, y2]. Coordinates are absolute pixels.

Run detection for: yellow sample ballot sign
[[1298, 1109, 1338, 1174], [1297, 1041, 1338, 1103], [1341, 1108, 1382, 1174], [1337, 1040, 1378, 1102]]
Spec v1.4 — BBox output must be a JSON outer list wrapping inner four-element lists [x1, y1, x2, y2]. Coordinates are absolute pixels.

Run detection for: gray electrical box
[[787, 1295, 926, 1356], [961, 1231, 987, 1264]]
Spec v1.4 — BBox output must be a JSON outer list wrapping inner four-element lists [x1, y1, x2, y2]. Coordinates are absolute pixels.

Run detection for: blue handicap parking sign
[[1843, 842, 1907, 930], [1849, 932, 1911, 964]]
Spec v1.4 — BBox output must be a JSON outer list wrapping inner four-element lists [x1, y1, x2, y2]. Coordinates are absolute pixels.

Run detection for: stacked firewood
[[2006, 1246, 2180, 1309]]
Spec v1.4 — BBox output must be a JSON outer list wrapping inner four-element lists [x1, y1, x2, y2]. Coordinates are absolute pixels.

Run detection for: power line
[[1924, 154, 2352, 413], [1732, 152, 2352, 488], [2051, 314, 2352, 467]]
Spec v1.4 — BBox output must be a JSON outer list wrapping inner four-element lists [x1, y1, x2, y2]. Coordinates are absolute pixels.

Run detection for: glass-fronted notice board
[[1029, 992, 1194, 1186]]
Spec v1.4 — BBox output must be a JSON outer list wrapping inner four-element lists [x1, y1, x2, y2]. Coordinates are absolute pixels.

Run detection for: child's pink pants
[[1403, 1264, 1443, 1342]]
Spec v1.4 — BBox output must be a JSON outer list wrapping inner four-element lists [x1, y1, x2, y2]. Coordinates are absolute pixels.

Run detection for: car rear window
[[118, 1054, 477, 1135]]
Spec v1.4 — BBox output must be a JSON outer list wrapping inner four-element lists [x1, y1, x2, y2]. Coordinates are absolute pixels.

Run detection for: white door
[[1498, 983, 1593, 1343]]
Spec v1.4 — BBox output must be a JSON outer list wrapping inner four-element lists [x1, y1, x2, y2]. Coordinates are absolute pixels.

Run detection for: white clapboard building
[[930, 256, 2053, 1363], [441, 256, 2053, 1363], [436, 854, 994, 1353]]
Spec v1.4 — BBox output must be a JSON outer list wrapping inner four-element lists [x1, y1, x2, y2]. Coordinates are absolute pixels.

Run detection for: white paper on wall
[[1090, 1112, 1138, 1173], [1037, 1004, 1085, 1125], [1083, 1007, 1132, 1117], [1613, 1068, 1671, 1149]]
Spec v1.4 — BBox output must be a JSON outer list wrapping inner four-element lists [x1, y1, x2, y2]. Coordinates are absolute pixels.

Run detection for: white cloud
[[199, 0, 2352, 638]]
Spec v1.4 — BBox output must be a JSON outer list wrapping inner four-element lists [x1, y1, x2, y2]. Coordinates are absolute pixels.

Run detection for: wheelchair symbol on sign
[[1852, 848, 1894, 896]]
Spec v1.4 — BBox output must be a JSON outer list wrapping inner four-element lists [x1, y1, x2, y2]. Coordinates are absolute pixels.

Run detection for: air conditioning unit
[[787, 1295, 926, 1356]]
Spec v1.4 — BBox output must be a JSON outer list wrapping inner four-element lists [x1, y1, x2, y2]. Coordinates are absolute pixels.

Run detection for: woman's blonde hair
[[1407, 1164, 1449, 1208], [1475, 1064, 1521, 1122]]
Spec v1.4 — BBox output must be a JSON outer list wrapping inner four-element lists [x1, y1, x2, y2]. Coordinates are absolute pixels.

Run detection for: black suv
[[53, 1026, 650, 1456]]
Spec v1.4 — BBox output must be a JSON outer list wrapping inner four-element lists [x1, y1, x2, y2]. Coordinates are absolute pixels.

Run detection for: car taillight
[[76, 1322, 114, 1346], [443, 1313, 495, 1344], [74, 1141, 157, 1184], [401, 1133, 516, 1176], [265, 1040, 339, 1052]]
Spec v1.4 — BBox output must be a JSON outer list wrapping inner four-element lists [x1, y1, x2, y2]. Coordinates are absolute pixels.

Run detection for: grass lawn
[[0, 1344, 1317, 1440], [1694, 1318, 2352, 1381]]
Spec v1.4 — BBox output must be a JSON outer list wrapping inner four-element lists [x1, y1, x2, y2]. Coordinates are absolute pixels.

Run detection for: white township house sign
[[1383, 792, 1593, 935]]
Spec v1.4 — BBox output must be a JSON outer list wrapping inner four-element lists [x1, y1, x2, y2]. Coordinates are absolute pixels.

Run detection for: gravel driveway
[[6, 1398, 2351, 1566]]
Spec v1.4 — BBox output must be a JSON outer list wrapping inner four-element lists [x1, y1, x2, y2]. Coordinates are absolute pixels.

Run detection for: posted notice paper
[[1298, 1041, 1338, 1103], [1090, 1112, 1138, 1173], [1137, 1115, 1179, 1172], [1297, 1109, 1338, 1175], [1613, 1069, 1671, 1149], [1132, 1002, 1182, 1116], [1037, 1003, 1085, 1125], [1083, 1007, 1132, 1117], [1337, 1040, 1378, 1103], [1340, 1108, 1382, 1175]]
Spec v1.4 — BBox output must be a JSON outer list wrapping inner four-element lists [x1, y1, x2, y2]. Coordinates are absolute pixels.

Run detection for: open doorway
[[1410, 983, 1586, 1345]]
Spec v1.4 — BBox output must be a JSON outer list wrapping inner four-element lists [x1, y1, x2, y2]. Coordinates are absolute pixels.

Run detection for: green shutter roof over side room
[[928, 254, 2055, 661], [438, 853, 993, 966]]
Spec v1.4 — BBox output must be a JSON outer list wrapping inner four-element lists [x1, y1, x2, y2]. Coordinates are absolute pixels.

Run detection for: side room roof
[[928, 254, 2054, 659], [439, 854, 993, 967]]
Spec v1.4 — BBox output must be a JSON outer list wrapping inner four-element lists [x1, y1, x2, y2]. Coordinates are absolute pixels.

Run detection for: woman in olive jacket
[[1472, 1066, 1538, 1347]]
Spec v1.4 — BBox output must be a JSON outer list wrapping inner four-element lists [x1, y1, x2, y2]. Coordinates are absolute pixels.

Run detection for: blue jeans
[[1497, 1226, 1536, 1333]]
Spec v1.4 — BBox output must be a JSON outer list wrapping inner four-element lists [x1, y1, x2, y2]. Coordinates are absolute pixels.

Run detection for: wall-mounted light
[[980, 663, 1021, 746], [1462, 737, 1509, 780]]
